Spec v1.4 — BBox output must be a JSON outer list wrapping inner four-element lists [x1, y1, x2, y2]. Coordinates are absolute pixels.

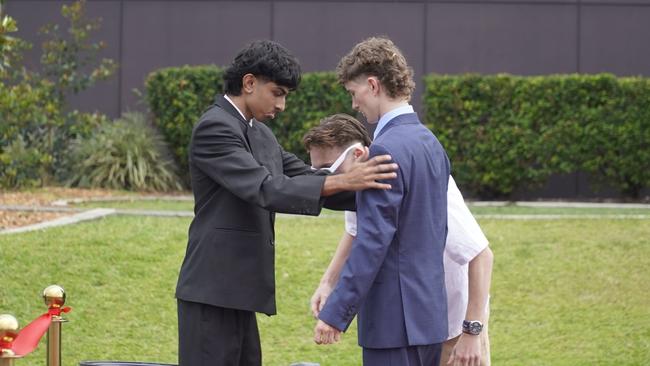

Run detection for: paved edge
[[0, 208, 116, 235], [469, 201, 650, 209], [51, 195, 194, 206]]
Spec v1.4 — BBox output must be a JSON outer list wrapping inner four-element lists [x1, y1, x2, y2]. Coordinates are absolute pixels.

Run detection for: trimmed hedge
[[145, 65, 224, 177], [146, 67, 354, 171], [145, 66, 649, 199], [424, 73, 650, 198]]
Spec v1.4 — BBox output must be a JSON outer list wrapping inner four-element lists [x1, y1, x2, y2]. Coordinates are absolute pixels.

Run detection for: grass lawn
[[1, 214, 649, 365], [71, 199, 650, 217]]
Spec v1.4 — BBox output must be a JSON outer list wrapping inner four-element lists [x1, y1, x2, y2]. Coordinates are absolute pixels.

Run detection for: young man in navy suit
[[305, 114, 493, 366], [313, 37, 452, 366]]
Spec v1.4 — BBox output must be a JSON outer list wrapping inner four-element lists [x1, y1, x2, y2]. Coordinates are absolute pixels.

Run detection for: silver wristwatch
[[462, 320, 483, 335]]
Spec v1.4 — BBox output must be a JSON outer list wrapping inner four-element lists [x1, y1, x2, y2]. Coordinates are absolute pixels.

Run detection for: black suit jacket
[[175, 95, 352, 315]]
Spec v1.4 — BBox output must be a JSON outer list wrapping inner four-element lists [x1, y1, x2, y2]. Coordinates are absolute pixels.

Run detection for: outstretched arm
[[316, 143, 402, 335], [311, 231, 355, 318], [193, 118, 396, 215]]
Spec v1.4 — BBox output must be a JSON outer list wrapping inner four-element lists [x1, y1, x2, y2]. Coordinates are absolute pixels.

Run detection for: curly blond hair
[[336, 37, 415, 100]]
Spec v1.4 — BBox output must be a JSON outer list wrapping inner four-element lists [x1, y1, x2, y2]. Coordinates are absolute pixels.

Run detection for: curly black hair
[[223, 40, 301, 95]]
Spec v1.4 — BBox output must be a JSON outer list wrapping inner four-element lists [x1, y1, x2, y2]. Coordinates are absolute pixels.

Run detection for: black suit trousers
[[178, 299, 261, 366]]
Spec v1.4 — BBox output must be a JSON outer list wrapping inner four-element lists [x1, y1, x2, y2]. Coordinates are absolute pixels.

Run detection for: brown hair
[[302, 113, 372, 151], [336, 36, 415, 100]]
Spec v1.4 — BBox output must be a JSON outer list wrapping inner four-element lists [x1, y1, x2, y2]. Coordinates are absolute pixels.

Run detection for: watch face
[[463, 320, 483, 335], [469, 321, 483, 334]]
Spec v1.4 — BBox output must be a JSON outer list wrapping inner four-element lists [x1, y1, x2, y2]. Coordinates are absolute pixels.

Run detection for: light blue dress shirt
[[373, 104, 415, 140]]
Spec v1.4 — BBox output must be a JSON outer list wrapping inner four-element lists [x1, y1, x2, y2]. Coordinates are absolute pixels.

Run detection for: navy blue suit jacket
[[319, 113, 450, 348]]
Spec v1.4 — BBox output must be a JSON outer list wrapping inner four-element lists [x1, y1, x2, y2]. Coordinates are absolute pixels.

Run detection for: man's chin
[[255, 114, 275, 122]]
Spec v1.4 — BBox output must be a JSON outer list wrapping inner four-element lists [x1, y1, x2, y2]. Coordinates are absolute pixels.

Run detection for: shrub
[[53, 110, 111, 182], [0, 136, 50, 188], [0, 81, 60, 187], [65, 112, 183, 192], [145, 65, 223, 176], [424, 73, 650, 199]]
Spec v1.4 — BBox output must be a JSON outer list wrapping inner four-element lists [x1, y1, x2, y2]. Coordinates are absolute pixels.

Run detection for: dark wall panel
[[274, 1, 426, 111], [426, 3, 578, 75], [580, 5, 650, 76], [6, 0, 121, 117], [121, 1, 271, 111], [274, 2, 424, 72], [437, 0, 577, 3], [583, 0, 650, 3]]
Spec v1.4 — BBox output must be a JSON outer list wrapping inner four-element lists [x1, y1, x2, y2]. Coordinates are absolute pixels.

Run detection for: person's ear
[[242, 73, 256, 94], [352, 146, 370, 163], [353, 146, 365, 159], [368, 77, 380, 96]]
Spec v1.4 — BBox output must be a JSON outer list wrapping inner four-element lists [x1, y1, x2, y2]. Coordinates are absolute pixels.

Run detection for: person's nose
[[276, 96, 286, 112], [351, 98, 359, 111]]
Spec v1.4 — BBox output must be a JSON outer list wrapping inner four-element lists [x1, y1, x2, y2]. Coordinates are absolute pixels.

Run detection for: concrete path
[[1, 208, 115, 234], [469, 201, 650, 209], [51, 195, 194, 206]]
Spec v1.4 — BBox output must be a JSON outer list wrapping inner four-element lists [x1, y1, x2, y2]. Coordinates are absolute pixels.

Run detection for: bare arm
[[311, 231, 355, 318], [449, 246, 494, 366], [466, 246, 493, 322]]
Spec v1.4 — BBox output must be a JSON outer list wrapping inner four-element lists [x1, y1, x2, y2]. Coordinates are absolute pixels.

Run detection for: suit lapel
[[214, 95, 248, 125], [214, 95, 252, 151]]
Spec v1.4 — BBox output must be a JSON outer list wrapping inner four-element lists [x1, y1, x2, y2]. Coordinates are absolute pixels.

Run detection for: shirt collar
[[373, 104, 414, 139], [224, 94, 253, 127]]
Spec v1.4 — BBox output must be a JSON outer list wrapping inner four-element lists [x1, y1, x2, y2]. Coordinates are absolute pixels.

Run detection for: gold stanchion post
[[43, 285, 67, 366], [0, 314, 20, 366]]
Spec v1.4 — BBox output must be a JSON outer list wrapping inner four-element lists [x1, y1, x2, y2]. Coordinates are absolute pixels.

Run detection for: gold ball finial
[[0, 314, 19, 355], [0, 314, 19, 333], [43, 285, 66, 308]]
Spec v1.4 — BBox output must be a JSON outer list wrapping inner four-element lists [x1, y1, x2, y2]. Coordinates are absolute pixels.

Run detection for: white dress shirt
[[344, 175, 489, 339], [224, 94, 253, 127]]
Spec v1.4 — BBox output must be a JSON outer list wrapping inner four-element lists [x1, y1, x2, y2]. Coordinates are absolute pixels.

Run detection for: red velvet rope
[[48, 307, 71, 317], [10, 307, 72, 357]]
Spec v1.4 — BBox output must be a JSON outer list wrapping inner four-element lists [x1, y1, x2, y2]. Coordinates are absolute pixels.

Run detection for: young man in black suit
[[175, 40, 398, 366]]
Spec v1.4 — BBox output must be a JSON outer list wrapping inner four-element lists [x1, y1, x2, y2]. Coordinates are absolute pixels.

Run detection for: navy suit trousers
[[362, 343, 442, 366]]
